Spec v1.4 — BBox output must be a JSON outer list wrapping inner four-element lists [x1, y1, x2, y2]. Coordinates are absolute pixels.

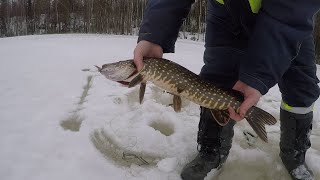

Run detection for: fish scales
[[141, 58, 240, 112]]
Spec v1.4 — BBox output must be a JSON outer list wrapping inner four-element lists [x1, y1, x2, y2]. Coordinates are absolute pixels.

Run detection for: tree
[[26, 0, 34, 34], [0, 0, 8, 37]]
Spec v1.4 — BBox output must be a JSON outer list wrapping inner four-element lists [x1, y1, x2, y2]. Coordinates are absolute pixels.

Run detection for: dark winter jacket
[[138, 0, 320, 95]]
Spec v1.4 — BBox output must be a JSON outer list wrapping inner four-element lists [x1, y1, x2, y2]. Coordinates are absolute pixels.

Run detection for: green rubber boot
[[279, 109, 314, 180], [181, 107, 235, 180]]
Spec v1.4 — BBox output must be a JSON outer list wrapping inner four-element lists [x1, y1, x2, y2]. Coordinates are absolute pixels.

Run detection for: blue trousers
[[200, 1, 320, 107]]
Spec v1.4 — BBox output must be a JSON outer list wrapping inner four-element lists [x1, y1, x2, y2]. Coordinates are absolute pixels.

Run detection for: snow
[[291, 165, 314, 180], [0, 34, 319, 180]]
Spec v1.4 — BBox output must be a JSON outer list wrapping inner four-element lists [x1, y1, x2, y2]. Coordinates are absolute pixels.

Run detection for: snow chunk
[[291, 165, 314, 180], [157, 157, 178, 172]]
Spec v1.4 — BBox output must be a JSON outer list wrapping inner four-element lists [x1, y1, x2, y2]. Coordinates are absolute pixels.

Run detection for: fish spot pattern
[[140, 58, 241, 111]]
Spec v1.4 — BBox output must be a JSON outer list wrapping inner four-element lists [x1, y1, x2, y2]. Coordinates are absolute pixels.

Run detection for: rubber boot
[[279, 109, 314, 180], [181, 107, 235, 180]]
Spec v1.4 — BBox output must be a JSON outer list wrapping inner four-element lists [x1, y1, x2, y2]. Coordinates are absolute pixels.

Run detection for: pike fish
[[96, 57, 277, 142]]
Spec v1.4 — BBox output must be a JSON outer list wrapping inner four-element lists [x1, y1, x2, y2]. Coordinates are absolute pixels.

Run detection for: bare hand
[[228, 80, 262, 121], [133, 40, 163, 71]]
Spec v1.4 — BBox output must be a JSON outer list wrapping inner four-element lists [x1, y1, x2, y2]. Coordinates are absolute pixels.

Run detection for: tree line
[[0, 0, 206, 37], [0, 0, 149, 35], [0, 0, 319, 63]]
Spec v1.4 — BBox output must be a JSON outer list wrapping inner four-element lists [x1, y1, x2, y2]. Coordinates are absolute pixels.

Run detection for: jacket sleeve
[[239, 0, 320, 95], [138, 0, 195, 53]]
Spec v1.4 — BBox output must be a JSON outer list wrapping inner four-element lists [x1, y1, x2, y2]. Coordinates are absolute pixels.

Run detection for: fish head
[[96, 60, 138, 85]]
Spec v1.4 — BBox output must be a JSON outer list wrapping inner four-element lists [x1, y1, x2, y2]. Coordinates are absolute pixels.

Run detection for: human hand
[[228, 80, 262, 121], [133, 40, 163, 71]]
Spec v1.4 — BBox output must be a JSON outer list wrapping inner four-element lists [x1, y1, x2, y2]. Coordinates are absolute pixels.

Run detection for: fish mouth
[[100, 68, 137, 81], [95, 62, 138, 86], [103, 69, 138, 87], [116, 81, 130, 86]]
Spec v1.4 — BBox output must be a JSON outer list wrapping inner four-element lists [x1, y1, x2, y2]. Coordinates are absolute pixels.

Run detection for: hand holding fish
[[134, 41, 262, 122], [133, 40, 163, 71], [229, 80, 262, 121]]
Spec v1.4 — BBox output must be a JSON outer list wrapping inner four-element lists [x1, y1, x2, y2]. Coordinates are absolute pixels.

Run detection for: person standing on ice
[[133, 0, 320, 179]]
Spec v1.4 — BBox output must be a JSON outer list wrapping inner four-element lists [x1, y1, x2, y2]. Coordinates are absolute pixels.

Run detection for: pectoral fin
[[173, 95, 182, 112], [139, 82, 146, 104], [209, 109, 230, 126], [128, 74, 143, 88], [177, 86, 184, 94]]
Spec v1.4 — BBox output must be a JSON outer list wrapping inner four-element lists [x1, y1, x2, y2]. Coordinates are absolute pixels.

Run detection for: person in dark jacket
[[133, 0, 320, 179]]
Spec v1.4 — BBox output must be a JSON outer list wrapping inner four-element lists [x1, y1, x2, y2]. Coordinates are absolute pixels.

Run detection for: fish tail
[[245, 107, 277, 142]]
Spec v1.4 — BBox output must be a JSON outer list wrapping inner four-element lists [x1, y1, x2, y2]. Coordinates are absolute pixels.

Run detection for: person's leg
[[181, 1, 246, 179], [181, 107, 236, 180], [278, 35, 320, 180]]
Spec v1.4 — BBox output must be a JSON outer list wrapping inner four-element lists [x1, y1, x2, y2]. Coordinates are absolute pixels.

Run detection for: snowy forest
[[0, 0, 320, 63], [0, 0, 206, 37]]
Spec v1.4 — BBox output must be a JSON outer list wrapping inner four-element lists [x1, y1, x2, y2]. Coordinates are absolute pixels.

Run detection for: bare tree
[[0, 0, 8, 36], [26, 0, 33, 34]]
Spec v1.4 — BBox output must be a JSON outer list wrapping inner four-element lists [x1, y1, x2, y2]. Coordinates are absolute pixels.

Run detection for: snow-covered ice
[[0, 34, 319, 180]]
